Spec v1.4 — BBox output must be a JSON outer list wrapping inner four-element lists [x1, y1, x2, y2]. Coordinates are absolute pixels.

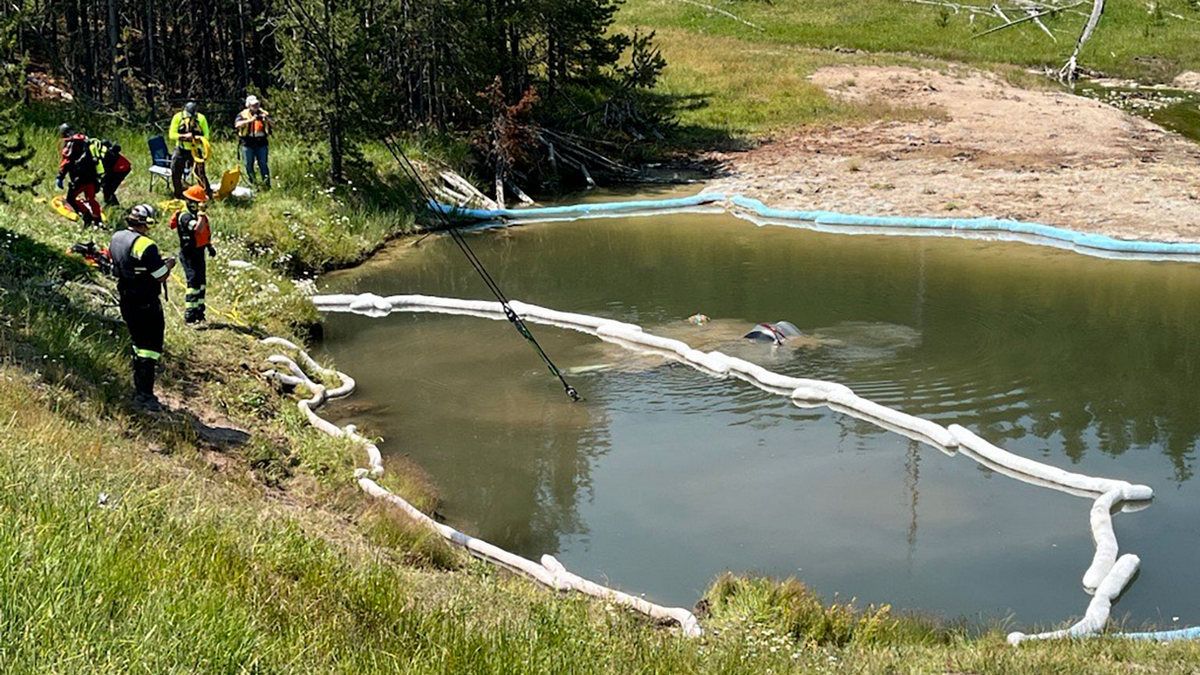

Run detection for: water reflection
[[321, 315, 610, 555], [904, 440, 920, 571]]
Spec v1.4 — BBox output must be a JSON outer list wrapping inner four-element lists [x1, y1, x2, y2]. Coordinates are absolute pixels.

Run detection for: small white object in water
[[567, 363, 616, 375], [687, 313, 710, 326]]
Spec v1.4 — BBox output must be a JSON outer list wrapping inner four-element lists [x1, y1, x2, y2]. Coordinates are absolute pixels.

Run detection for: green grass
[[645, 29, 940, 142], [6, 106, 1200, 671], [620, 0, 1200, 81], [618, 0, 1200, 142]]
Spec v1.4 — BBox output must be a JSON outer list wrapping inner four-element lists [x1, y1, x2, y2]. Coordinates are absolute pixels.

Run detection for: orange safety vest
[[170, 210, 211, 248], [237, 109, 269, 138]]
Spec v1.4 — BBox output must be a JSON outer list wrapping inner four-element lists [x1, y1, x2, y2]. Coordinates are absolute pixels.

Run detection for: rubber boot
[[132, 357, 163, 412]]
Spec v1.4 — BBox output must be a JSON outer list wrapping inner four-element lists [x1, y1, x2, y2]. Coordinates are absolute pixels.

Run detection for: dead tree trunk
[[1061, 0, 1105, 83]]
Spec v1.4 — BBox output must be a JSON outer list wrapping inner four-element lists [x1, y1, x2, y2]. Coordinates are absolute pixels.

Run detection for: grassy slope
[[3, 104, 1200, 670], [621, 0, 1200, 79], [5, 369, 1200, 673], [642, 29, 941, 141], [619, 0, 1200, 139]]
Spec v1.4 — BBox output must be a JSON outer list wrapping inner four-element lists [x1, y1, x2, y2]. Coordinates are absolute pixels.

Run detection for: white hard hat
[[245, 95, 260, 107], [129, 203, 157, 225]]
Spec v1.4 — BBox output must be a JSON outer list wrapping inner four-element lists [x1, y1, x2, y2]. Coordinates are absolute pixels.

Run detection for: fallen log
[[974, 1, 1084, 38], [440, 170, 499, 210]]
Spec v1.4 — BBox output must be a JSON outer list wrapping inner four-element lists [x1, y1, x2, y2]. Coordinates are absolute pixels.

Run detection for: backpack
[[169, 210, 211, 248]]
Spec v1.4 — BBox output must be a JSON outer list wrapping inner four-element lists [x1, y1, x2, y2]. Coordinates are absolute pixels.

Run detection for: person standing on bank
[[110, 204, 175, 412], [168, 101, 211, 199], [171, 185, 216, 324], [234, 94, 272, 188]]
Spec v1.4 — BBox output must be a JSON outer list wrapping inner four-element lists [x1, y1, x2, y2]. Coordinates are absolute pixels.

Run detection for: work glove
[[207, 244, 217, 258], [55, 175, 64, 190]]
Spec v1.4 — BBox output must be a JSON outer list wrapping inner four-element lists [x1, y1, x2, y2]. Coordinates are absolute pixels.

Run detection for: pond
[[317, 200, 1200, 629], [1076, 81, 1200, 143]]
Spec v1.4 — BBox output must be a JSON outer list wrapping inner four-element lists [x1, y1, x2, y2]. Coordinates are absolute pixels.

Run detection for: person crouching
[[171, 185, 216, 324], [110, 204, 175, 412]]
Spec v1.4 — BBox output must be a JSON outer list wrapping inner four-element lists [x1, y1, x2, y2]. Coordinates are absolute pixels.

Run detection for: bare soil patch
[[711, 66, 1200, 242], [1174, 71, 1200, 93]]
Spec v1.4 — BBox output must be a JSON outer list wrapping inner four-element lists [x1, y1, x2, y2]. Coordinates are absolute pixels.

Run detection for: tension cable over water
[[381, 137, 580, 402]]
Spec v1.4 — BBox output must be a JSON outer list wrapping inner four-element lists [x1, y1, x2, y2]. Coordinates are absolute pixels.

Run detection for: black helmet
[[127, 203, 157, 226], [184, 101, 198, 116], [58, 122, 73, 138]]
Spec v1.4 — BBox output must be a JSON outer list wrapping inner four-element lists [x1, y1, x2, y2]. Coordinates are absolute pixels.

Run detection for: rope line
[[380, 138, 579, 402]]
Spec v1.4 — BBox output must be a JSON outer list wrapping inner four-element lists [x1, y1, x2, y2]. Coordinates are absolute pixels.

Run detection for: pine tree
[[275, 0, 390, 183], [0, 12, 36, 202]]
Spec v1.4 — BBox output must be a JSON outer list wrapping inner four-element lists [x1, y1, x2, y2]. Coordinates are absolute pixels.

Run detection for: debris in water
[[566, 363, 616, 375]]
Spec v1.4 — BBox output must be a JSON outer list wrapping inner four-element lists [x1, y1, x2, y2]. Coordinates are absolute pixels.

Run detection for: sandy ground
[[710, 66, 1200, 242], [1174, 71, 1200, 93]]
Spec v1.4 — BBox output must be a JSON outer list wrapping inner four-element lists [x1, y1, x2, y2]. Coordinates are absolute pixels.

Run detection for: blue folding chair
[[147, 135, 187, 191]]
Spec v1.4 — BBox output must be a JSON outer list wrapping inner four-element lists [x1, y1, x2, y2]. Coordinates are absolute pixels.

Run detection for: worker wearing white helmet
[[234, 94, 273, 188], [110, 204, 176, 411]]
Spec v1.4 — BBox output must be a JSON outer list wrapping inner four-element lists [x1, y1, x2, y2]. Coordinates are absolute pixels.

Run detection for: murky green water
[[1077, 82, 1200, 142], [318, 206, 1200, 628]]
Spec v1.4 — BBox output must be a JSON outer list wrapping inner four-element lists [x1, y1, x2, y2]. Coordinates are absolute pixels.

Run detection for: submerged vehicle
[[743, 321, 803, 345]]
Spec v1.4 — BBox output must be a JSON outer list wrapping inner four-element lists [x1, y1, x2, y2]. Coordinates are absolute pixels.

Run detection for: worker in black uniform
[[110, 204, 175, 412], [170, 184, 216, 324]]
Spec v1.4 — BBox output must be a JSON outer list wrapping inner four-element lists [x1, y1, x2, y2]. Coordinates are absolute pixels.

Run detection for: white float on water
[[284, 292, 1158, 641]]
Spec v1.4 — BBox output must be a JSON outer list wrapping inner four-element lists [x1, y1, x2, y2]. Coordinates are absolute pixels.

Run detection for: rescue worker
[[55, 123, 104, 227], [170, 184, 216, 324], [110, 204, 175, 412], [95, 138, 132, 206], [234, 94, 272, 188], [168, 101, 211, 199]]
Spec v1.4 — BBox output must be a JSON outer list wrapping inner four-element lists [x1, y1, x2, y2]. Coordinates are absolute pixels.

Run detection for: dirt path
[[710, 66, 1200, 242]]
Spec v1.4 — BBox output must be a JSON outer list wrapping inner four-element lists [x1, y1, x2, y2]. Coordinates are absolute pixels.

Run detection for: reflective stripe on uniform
[[133, 347, 162, 360], [131, 236, 156, 259], [185, 286, 207, 308], [150, 265, 169, 279]]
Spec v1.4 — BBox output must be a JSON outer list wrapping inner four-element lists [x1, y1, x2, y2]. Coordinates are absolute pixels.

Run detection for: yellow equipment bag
[[51, 195, 106, 223], [216, 166, 241, 200]]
